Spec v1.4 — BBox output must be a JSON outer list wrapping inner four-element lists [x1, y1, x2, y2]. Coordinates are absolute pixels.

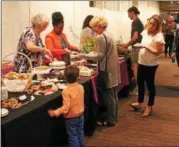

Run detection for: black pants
[[165, 35, 174, 56], [137, 64, 158, 106]]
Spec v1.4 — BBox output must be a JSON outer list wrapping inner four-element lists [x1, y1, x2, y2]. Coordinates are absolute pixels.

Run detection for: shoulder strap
[[103, 34, 108, 71]]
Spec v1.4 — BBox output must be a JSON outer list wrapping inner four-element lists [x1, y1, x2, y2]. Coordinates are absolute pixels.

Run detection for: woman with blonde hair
[[15, 13, 51, 73], [130, 14, 165, 117], [82, 16, 120, 126]]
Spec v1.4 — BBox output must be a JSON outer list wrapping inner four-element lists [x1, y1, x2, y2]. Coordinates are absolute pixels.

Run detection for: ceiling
[[159, 1, 179, 13]]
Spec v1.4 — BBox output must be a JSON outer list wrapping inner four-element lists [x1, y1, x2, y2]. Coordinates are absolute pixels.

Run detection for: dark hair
[[64, 65, 79, 84], [128, 6, 140, 15], [82, 15, 94, 29], [52, 12, 64, 26]]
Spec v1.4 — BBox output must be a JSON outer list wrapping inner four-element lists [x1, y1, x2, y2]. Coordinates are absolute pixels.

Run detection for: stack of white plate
[[2, 86, 8, 101], [1, 108, 9, 117]]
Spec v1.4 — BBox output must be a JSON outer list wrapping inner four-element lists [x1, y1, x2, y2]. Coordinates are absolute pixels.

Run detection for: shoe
[[142, 106, 153, 117], [106, 122, 115, 127], [129, 91, 138, 96], [96, 121, 103, 126], [129, 102, 142, 111]]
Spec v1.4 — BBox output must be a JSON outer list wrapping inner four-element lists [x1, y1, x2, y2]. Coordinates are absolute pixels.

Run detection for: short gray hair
[[31, 13, 49, 28]]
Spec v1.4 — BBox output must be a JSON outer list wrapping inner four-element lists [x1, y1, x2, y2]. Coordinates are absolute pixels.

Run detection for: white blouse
[[138, 30, 165, 66]]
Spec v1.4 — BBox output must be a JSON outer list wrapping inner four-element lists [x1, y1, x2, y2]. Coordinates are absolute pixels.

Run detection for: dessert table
[[1, 57, 131, 147], [1, 77, 98, 147]]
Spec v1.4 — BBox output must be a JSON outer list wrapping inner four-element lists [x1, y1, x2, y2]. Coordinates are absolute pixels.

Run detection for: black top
[[131, 18, 144, 46]]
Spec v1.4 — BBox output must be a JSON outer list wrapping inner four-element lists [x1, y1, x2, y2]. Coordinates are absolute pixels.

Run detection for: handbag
[[97, 34, 109, 90]]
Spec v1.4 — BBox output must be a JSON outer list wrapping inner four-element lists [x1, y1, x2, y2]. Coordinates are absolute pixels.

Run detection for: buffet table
[[1, 57, 131, 147], [1, 77, 98, 147], [118, 59, 130, 91]]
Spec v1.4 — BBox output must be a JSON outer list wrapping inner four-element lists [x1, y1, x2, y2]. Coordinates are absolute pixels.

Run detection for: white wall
[[138, 1, 159, 25], [2, 1, 160, 58], [29, 1, 75, 45], [2, 1, 30, 59]]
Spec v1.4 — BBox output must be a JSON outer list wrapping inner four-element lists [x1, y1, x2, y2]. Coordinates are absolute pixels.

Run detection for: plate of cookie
[[1, 98, 22, 109], [1, 96, 31, 110]]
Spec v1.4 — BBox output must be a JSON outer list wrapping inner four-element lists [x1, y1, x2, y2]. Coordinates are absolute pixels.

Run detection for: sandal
[[129, 102, 142, 111]]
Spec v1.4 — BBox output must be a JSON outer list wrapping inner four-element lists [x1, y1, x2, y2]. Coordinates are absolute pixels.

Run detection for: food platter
[[57, 83, 67, 90], [78, 65, 95, 77], [26, 81, 58, 96], [81, 51, 98, 58], [35, 66, 49, 70], [49, 61, 66, 67], [49, 66, 66, 70]]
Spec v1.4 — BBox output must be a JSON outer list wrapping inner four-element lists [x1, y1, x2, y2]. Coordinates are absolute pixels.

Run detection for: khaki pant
[[131, 48, 139, 63]]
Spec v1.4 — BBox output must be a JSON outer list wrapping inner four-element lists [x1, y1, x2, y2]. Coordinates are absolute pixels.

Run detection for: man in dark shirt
[[121, 6, 144, 95]]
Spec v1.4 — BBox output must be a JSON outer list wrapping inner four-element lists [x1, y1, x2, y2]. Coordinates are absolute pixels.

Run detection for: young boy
[[48, 65, 84, 147]]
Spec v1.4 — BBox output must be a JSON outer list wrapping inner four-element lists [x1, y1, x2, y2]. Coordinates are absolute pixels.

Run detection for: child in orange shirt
[[48, 65, 84, 147]]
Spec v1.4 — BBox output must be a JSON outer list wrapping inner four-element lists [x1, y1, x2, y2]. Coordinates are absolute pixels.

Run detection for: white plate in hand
[[133, 43, 144, 48]]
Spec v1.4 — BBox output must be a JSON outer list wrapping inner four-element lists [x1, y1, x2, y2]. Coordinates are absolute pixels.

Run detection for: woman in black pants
[[130, 14, 165, 117], [176, 29, 179, 67]]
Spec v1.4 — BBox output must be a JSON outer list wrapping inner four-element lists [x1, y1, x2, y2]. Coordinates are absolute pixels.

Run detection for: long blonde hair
[[146, 14, 162, 34]]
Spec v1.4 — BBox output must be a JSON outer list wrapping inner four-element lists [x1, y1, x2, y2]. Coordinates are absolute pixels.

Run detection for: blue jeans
[[66, 115, 84, 147]]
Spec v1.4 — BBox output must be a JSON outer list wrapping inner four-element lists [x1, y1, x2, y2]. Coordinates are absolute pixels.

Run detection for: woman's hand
[[64, 48, 71, 53], [76, 54, 84, 60], [43, 48, 52, 56], [143, 43, 164, 56], [76, 48, 82, 53], [120, 43, 129, 49]]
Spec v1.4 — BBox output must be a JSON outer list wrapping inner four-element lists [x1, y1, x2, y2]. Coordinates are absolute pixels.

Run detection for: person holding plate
[[130, 14, 165, 117], [45, 12, 79, 65], [14, 14, 51, 73], [81, 16, 120, 126], [120, 6, 144, 96]]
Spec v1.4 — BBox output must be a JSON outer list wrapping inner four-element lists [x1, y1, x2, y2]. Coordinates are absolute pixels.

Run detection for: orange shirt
[[56, 82, 84, 118], [45, 30, 78, 61]]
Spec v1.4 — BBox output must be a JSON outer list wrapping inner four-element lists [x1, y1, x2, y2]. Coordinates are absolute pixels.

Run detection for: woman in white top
[[130, 14, 165, 117]]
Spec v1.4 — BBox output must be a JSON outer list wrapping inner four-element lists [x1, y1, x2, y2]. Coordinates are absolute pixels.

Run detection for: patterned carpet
[[85, 54, 179, 146]]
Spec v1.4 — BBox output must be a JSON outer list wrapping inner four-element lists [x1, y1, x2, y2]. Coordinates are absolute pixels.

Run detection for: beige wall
[[2, 1, 160, 58], [2, 1, 30, 58]]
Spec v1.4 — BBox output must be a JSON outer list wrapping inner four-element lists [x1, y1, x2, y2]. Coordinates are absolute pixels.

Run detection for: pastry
[[1, 98, 22, 109]]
